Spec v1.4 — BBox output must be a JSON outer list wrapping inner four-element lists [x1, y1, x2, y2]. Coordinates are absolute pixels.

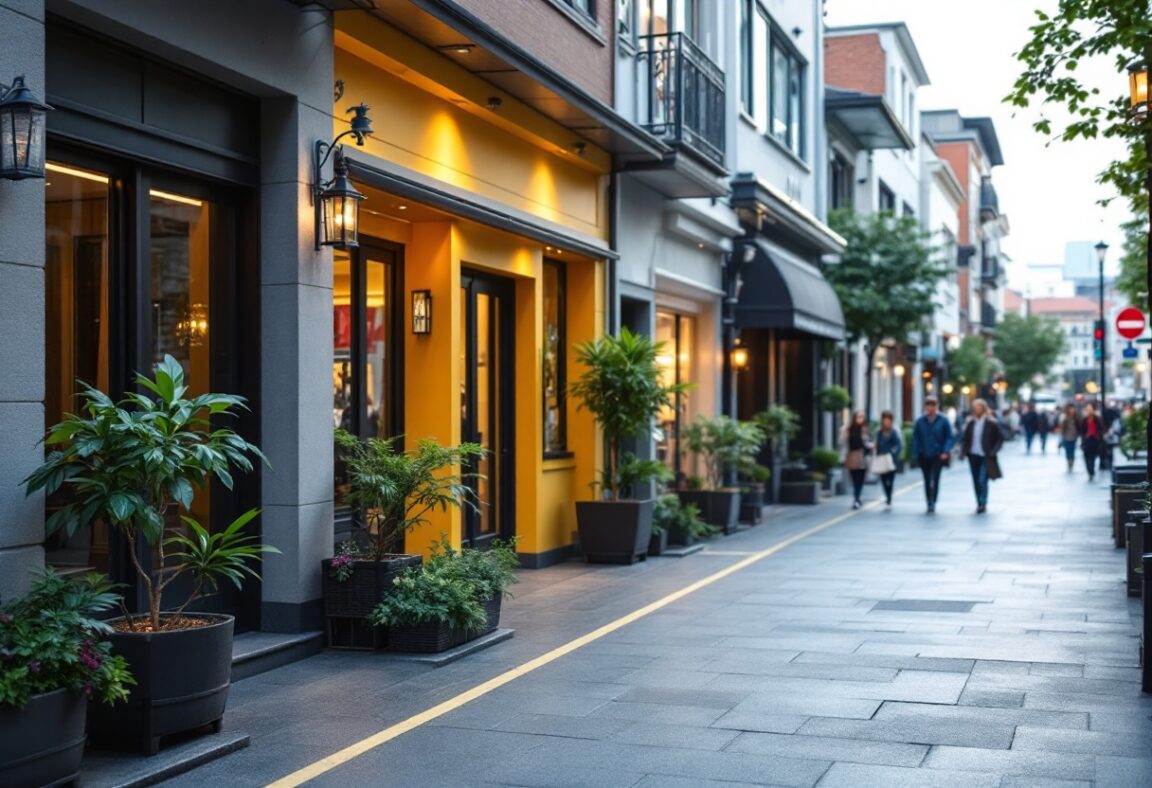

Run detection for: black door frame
[[460, 269, 516, 548], [44, 141, 259, 626]]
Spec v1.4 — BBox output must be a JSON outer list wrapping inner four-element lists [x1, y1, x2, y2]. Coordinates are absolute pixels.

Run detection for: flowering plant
[[0, 569, 134, 709], [329, 542, 358, 583]]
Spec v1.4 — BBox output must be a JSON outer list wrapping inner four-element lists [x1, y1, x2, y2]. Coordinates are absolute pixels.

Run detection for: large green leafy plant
[[570, 328, 689, 501], [681, 416, 765, 490], [755, 405, 802, 455], [0, 570, 133, 709], [334, 429, 484, 560], [370, 537, 519, 630], [23, 356, 275, 633]]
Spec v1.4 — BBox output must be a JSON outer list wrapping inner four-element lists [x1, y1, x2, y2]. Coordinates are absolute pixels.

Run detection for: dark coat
[[1078, 415, 1105, 445], [961, 417, 1005, 480]]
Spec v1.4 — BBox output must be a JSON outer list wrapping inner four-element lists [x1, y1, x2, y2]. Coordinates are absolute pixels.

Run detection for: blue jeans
[[968, 455, 989, 506], [919, 456, 944, 506], [1062, 439, 1076, 463]]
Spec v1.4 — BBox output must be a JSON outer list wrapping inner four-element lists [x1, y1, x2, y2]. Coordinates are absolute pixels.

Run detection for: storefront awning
[[734, 239, 845, 340], [825, 88, 913, 151]]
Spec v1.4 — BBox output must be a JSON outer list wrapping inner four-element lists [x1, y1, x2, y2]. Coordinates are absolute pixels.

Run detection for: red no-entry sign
[[1116, 307, 1147, 340]]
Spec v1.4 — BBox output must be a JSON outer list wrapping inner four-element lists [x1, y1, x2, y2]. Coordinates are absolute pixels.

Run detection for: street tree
[[948, 335, 993, 390], [1115, 215, 1147, 306], [1007, 0, 1152, 211], [993, 312, 1067, 396], [825, 209, 949, 419]]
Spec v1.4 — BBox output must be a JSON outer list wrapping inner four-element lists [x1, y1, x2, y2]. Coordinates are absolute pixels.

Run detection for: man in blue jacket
[[911, 396, 954, 513]]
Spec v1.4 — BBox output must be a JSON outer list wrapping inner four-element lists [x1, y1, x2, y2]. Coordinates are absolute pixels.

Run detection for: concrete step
[[231, 630, 324, 682]]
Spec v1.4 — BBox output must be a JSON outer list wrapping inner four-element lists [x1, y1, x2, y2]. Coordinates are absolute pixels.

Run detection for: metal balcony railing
[[980, 176, 999, 219], [638, 32, 726, 167], [981, 254, 1000, 286], [981, 301, 997, 330]]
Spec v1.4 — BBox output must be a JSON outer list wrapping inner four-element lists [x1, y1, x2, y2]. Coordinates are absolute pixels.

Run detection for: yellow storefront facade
[[330, 15, 609, 566]]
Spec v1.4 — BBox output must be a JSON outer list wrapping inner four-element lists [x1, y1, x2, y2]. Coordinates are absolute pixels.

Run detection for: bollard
[[1113, 486, 1146, 549], [1144, 553, 1152, 693], [1127, 521, 1144, 597]]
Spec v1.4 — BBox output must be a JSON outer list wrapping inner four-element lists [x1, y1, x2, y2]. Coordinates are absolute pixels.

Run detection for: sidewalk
[[163, 446, 1151, 787]]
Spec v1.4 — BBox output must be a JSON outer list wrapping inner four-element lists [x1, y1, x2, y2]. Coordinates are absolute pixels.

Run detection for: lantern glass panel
[[322, 192, 360, 248], [0, 109, 13, 172], [1130, 64, 1148, 115]]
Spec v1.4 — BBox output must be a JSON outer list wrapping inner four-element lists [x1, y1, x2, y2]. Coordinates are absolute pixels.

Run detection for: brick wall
[[453, 0, 613, 104], [825, 33, 886, 96], [937, 142, 971, 245]]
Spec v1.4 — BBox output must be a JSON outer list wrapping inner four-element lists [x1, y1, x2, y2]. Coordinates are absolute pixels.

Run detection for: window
[[751, 7, 769, 129], [769, 32, 805, 158], [559, 0, 596, 19], [739, 0, 753, 112], [829, 150, 854, 210], [543, 259, 567, 454], [878, 180, 896, 213], [902, 201, 915, 218], [618, 0, 634, 39], [333, 246, 402, 503], [654, 311, 696, 482]]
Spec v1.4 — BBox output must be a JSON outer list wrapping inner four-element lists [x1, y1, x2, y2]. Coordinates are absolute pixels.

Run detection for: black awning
[[825, 88, 913, 151], [734, 239, 845, 340]]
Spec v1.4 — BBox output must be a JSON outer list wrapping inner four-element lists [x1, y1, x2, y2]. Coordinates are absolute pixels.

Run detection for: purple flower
[[28, 660, 39, 673], [83, 682, 93, 697]]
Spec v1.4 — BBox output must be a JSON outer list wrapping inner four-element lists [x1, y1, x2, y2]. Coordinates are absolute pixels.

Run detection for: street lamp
[[0, 76, 52, 180], [1095, 241, 1108, 412], [1128, 61, 1148, 119], [313, 103, 373, 250]]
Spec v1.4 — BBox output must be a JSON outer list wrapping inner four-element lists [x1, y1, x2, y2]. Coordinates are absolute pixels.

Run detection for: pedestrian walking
[[911, 396, 953, 514], [1079, 403, 1105, 482], [1020, 402, 1040, 454], [872, 410, 903, 507], [959, 398, 1004, 514], [1058, 404, 1079, 472], [1038, 408, 1054, 454], [840, 410, 873, 509]]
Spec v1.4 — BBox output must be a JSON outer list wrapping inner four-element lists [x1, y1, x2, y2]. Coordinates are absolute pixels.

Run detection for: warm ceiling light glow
[[942, 383, 955, 395], [893, 364, 906, 378], [397, 204, 408, 211], [149, 189, 203, 208], [45, 162, 109, 184]]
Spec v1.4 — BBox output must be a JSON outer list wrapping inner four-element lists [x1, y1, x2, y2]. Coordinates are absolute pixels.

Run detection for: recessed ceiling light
[[440, 43, 475, 54], [398, 205, 408, 211], [698, 243, 705, 248]]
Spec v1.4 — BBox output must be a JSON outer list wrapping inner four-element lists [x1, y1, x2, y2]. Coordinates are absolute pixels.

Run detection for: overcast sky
[[825, 0, 1132, 280]]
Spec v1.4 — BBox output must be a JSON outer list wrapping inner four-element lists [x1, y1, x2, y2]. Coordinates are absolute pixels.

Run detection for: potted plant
[[570, 328, 688, 563], [817, 385, 851, 415], [679, 416, 765, 534], [22, 355, 275, 755], [371, 537, 519, 653], [326, 430, 484, 649], [807, 448, 842, 492], [654, 494, 715, 547], [739, 464, 771, 524], [0, 570, 133, 786], [755, 405, 801, 503]]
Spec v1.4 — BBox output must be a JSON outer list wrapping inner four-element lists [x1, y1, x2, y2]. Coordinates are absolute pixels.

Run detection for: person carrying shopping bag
[[1079, 403, 1105, 482], [872, 410, 903, 507], [959, 398, 1004, 514], [1058, 404, 1079, 472], [840, 410, 872, 510]]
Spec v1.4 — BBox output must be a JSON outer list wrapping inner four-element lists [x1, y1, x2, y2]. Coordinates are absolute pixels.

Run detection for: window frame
[[558, 0, 596, 20], [878, 180, 896, 213], [767, 22, 807, 160], [739, 0, 754, 113], [542, 258, 570, 457]]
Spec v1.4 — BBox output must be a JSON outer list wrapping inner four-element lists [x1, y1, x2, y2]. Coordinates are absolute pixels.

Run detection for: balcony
[[626, 32, 729, 198], [981, 301, 997, 333], [981, 254, 1000, 287], [980, 176, 999, 220]]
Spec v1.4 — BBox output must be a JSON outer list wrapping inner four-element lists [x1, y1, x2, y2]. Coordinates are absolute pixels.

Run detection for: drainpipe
[[607, 173, 620, 335]]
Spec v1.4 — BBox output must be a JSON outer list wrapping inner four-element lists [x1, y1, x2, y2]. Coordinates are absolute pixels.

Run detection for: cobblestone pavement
[[163, 444, 1152, 787]]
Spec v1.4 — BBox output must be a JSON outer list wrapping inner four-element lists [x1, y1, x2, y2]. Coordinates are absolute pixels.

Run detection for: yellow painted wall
[[333, 33, 608, 241]]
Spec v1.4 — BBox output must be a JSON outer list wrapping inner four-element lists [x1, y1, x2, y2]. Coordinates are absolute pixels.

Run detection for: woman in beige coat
[[840, 410, 873, 509]]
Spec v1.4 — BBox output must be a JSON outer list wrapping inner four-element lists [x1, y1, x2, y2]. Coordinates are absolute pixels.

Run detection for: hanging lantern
[[319, 148, 365, 249], [1128, 61, 1148, 120], [0, 76, 52, 181]]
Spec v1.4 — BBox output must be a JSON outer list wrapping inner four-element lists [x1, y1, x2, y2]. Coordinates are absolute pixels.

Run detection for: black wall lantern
[[0, 76, 52, 181], [313, 102, 373, 250], [412, 289, 432, 335]]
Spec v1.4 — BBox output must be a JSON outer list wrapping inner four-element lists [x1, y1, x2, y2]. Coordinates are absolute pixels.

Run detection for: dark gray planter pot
[[678, 490, 741, 534], [648, 528, 668, 556], [0, 688, 86, 787], [322, 555, 423, 650], [739, 484, 766, 524], [778, 481, 821, 505], [575, 499, 653, 564], [89, 613, 234, 755]]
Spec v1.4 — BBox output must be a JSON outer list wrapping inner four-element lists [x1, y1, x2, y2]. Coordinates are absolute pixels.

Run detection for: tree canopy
[[948, 335, 993, 387], [1006, 0, 1152, 209], [825, 209, 949, 349], [1115, 216, 1147, 306], [993, 312, 1067, 395]]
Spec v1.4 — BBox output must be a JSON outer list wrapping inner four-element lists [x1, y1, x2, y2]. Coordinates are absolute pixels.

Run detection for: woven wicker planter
[[387, 597, 502, 654], [323, 555, 423, 650]]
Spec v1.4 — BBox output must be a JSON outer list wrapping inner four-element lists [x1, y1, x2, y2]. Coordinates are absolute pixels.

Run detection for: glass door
[[459, 270, 515, 548]]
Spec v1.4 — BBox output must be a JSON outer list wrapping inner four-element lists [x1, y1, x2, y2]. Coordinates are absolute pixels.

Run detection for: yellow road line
[[267, 483, 920, 788]]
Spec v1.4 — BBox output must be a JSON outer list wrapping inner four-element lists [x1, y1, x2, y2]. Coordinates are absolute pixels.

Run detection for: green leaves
[[681, 416, 766, 489], [994, 312, 1067, 394], [335, 428, 486, 560], [165, 509, 279, 596], [949, 335, 994, 386], [21, 354, 269, 629]]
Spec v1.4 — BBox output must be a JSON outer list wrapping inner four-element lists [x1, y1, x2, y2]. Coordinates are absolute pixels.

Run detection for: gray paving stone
[[1011, 726, 1152, 757], [718, 693, 882, 722], [587, 701, 729, 726], [814, 762, 1000, 787], [923, 745, 1095, 780], [797, 716, 1015, 749], [958, 688, 1025, 708], [1093, 755, 1152, 788], [493, 712, 634, 740], [725, 731, 927, 767], [631, 777, 769, 788], [791, 652, 975, 673], [997, 778, 1091, 788], [875, 700, 1087, 730], [614, 721, 742, 751]]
